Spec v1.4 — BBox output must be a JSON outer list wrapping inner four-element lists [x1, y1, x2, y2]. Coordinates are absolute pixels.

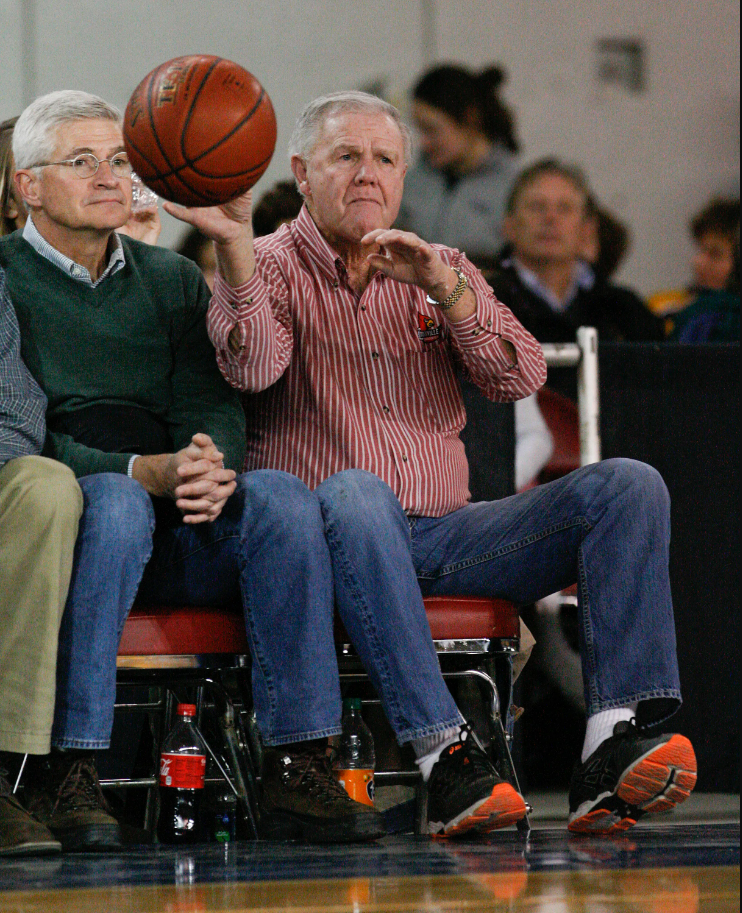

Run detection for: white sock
[[581, 706, 637, 763], [412, 726, 462, 782]]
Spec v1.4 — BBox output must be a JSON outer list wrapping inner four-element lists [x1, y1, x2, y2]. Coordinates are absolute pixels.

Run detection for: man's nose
[[355, 158, 378, 183], [94, 161, 120, 184]]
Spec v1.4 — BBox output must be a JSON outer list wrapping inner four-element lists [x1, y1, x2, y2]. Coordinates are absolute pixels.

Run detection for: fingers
[[177, 434, 223, 473], [177, 456, 224, 479], [176, 479, 237, 524], [362, 228, 426, 249], [191, 432, 215, 448], [175, 467, 236, 497], [161, 200, 201, 226], [161, 197, 250, 245], [220, 190, 253, 223]]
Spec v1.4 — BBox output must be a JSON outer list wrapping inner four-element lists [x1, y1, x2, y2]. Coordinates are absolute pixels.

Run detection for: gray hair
[[288, 90, 413, 166], [506, 157, 592, 214], [13, 90, 122, 170]]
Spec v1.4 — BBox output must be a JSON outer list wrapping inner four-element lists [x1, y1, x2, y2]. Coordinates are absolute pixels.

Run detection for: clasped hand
[[172, 433, 237, 524]]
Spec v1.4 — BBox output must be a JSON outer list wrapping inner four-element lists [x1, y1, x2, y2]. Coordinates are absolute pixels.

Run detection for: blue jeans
[[316, 460, 681, 728], [50, 468, 464, 749], [52, 470, 340, 749], [52, 474, 154, 749], [51, 458, 681, 749]]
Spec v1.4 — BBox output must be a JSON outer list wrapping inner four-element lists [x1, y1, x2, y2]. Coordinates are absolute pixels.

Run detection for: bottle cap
[[177, 703, 197, 717]]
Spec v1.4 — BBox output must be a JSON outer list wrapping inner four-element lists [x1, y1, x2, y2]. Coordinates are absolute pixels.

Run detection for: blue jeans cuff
[[395, 713, 466, 745], [263, 725, 342, 747], [587, 689, 682, 728], [51, 738, 111, 751]]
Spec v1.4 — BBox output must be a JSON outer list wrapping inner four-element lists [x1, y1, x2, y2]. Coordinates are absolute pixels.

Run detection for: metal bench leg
[[204, 677, 260, 839]]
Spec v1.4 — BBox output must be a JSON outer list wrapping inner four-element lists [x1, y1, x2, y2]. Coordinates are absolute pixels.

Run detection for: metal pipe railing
[[541, 327, 601, 465]]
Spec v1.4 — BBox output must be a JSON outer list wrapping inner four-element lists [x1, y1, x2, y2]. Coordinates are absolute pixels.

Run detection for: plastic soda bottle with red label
[[333, 697, 375, 807], [157, 703, 208, 844]]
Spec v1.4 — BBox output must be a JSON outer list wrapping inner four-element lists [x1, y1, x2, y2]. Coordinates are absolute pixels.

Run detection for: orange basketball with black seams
[[123, 55, 277, 207]]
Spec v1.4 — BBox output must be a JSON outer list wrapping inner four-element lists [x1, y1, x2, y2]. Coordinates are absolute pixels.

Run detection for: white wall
[[1, 0, 739, 294]]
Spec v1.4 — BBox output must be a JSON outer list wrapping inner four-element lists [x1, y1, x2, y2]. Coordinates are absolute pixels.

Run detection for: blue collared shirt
[[503, 256, 595, 314], [22, 217, 126, 287]]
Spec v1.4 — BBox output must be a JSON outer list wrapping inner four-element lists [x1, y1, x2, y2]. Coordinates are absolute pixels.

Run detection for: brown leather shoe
[[260, 740, 386, 844], [24, 752, 123, 853], [0, 773, 61, 857]]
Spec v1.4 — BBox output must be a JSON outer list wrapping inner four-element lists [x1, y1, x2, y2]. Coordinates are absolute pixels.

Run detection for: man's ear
[[14, 169, 42, 210], [290, 156, 310, 199]]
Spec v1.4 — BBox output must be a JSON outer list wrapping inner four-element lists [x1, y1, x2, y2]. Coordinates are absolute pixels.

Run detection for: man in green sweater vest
[[0, 90, 386, 848]]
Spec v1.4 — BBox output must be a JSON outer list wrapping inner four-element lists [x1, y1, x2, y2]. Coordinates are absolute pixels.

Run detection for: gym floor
[[0, 792, 738, 912]]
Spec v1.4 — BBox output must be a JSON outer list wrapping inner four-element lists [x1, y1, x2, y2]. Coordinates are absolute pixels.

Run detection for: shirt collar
[[22, 217, 126, 288], [504, 254, 594, 313], [290, 205, 345, 285]]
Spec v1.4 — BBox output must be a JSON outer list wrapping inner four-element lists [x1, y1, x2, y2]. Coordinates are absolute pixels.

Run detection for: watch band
[[426, 268, 469, 311]]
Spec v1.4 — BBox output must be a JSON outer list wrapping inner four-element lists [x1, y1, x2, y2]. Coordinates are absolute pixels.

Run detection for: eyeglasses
[[35, 152, 133, 180]]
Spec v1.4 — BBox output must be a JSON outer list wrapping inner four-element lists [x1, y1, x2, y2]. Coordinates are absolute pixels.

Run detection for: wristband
[[127, 454, 139, 478]]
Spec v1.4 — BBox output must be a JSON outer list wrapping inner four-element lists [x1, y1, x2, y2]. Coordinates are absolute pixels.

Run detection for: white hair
[[288, 90, 413, 166], [13, 90, 122, 170]]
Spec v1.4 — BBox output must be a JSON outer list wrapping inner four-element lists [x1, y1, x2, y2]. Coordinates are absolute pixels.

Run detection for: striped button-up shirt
[[0, 266, 47, 468], [207, 206, 546, 517]]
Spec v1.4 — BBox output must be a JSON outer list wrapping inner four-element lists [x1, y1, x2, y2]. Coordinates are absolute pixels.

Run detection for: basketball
[[123, 55, 277, 207]]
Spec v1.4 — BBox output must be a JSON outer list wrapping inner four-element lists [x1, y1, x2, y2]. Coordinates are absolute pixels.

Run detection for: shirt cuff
[[448, 303, 518, 368], [213, 270, 264, 320]]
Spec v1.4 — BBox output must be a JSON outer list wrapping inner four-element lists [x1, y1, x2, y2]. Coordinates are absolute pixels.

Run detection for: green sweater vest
[[0, 232, 245, 477]]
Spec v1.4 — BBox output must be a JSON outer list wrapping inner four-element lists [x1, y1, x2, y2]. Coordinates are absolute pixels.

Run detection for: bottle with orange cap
[[333, 697, 376, 807]]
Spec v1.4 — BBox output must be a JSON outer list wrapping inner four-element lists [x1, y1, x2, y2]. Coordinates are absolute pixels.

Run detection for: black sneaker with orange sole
[[568, 719, 697, 835], [426, 726, 527, 837]]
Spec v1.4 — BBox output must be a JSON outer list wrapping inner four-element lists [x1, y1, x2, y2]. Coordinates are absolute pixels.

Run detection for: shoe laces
[[52, 757, 111, 816], [432, 726, 496, 787], [279, 750, 351, 806]]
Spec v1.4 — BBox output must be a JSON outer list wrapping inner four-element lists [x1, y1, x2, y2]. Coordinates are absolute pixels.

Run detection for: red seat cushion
[[423, 596, 519, 640], [118, 605, 248, 656], [119, 596, 519, 657]]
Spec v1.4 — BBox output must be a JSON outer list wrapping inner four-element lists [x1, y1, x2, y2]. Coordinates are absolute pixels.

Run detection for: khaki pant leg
[[0, 456, 82, 755]]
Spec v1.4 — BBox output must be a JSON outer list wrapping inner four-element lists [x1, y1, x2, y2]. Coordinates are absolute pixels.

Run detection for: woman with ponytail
[[398, 64, 520, 263]]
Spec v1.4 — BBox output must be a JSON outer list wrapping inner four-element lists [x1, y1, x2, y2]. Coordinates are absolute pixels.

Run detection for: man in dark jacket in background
[[486, 159, 662, 398]]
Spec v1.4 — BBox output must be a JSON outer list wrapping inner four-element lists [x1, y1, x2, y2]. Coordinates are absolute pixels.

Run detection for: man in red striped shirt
[[169, 91, 695, 839]]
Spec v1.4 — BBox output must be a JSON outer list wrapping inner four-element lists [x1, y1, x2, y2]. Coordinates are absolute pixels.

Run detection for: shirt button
[[371, 351, 379, 360], [360, 305, 367, 312], [486, 319, 492, 327], [402, 455, 408, 462], [382, 405, 390, 414]]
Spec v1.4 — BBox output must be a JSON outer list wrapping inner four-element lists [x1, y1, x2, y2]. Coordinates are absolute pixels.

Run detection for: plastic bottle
[[333, 697, 375, 807], [157, 703, 208, 844], [207, 785, 238, 843]]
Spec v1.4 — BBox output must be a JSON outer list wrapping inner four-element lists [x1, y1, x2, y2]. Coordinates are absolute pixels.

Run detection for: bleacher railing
[[541, 326, 601, 466]]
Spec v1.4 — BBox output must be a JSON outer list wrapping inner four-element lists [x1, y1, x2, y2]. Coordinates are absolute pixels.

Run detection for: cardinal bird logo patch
[[417, 313, 441, 342]]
